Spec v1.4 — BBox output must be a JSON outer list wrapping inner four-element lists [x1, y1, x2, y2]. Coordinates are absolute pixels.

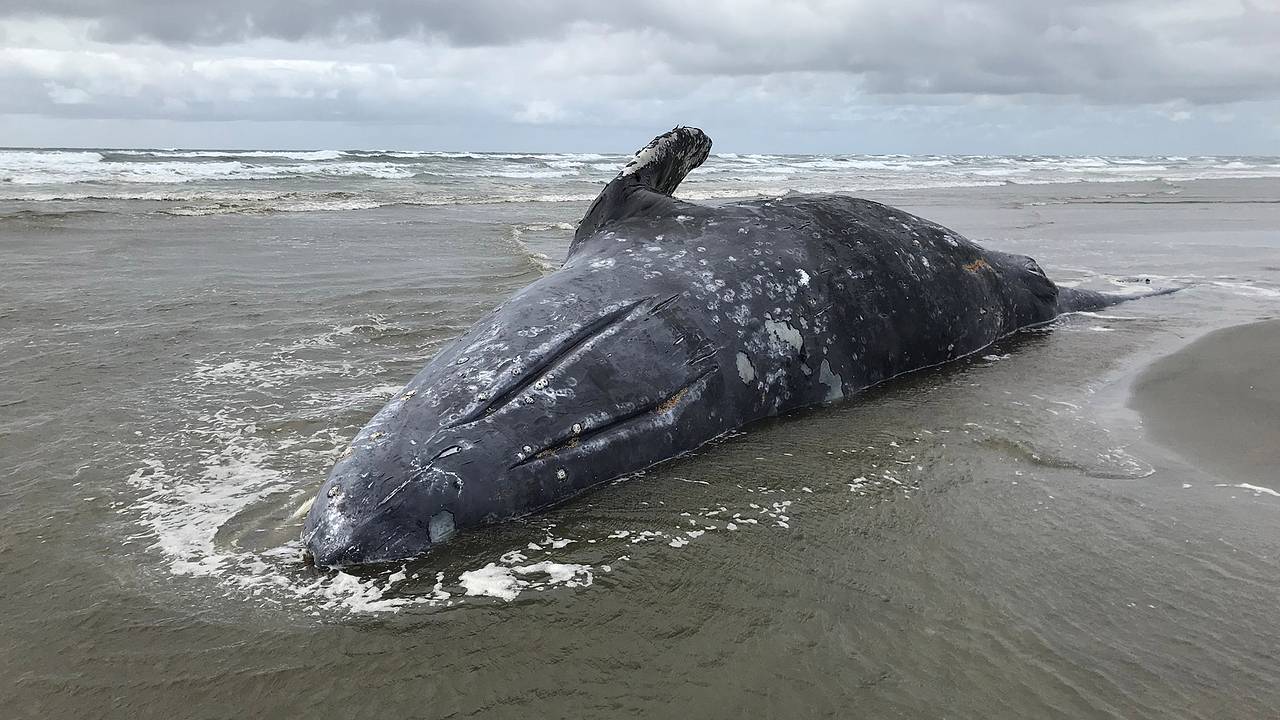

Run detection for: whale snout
[[304, 516, 431, 569], [302, 479, 436, 568], [302, 446, 466, 568], [299, 286, 726, 567]]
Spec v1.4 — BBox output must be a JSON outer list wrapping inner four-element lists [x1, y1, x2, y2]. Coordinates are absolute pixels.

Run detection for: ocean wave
[[471, 168, 582, 179], [1, 158, 419, 184], [5, 147, 1280, 215], [0, 188, 602, 210], [160, 197, 386, 216], [508, 222, 572, 274], [0, 175, 1202, 216], [0, 207, 116, 223], [105, 149, 347, 161]]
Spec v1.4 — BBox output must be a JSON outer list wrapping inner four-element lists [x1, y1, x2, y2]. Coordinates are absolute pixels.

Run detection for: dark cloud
[[3, 0, 1278, 106], [2, 0, 618, 45], [1, 0, 1278, 154]]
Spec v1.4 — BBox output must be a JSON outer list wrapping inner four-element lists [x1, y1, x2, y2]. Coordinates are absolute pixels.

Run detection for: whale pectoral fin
[[1055, 285, 1181, 314], [571, 126, 712, 252]]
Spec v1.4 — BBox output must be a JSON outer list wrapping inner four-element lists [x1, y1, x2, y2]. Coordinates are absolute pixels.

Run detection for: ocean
[[6, 147, 1280, 214], [2, 146, 1279, 718]]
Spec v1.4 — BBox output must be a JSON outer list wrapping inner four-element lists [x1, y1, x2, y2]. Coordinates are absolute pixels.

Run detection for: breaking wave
[[4, 147, 1279, 217]]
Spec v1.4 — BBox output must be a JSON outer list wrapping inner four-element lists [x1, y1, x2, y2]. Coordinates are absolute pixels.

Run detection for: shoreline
[[6, 175, 1280, 219], [1128, 319, 1280, 486]]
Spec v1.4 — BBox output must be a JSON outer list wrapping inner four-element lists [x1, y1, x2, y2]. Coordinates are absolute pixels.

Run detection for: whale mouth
[[304, 519, 433, 569], [302, 462, 465, 568], [301, 476, 434, 568]]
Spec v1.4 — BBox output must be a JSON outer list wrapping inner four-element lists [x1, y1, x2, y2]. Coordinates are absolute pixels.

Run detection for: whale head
[[302, 283, 727, 568], [301, 127, 733, 568]]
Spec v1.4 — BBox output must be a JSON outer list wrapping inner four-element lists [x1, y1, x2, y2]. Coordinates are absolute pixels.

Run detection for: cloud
[[0, 2, 1277, 151], [514, 100, 567, 124], [2, 2, 1277, 104]]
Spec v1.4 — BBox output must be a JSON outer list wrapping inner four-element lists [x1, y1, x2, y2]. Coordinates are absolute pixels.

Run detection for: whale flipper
[[1056, 285, 1181, 313], [616, 126, 713, 196], [572, 126, 712, 252]]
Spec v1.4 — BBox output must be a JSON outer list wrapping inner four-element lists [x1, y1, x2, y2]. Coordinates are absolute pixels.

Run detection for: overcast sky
[[1, 1, 1278, 153]]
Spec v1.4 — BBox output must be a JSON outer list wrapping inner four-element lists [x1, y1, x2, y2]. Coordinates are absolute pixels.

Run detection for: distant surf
[[3, 147, 1279, 217]]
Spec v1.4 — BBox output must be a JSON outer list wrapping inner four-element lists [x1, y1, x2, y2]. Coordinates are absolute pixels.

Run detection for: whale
[[302, 127, 1175, 568]]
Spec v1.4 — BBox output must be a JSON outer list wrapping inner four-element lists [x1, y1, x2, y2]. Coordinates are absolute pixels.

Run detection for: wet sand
[[1130, 320, 1280, 485]]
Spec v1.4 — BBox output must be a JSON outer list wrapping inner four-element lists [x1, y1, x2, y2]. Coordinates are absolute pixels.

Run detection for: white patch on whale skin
[[818, 359, 844, 401], [620, 131, 693, 178], [764, 318, 804, 352], [589, 258, 615, 269], [796, 269, 810, 287], [736, 352, 756, 384]]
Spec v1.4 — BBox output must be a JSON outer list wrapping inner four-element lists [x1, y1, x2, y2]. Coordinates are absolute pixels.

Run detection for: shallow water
[[2, 175, 1279, 718]]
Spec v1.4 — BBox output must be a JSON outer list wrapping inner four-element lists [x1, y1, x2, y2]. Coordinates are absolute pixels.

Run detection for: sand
[[1130, 319, 1280, 484]]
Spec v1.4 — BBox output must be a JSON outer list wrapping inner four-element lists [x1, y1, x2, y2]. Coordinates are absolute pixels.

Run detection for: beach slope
[[1130, 320, 1280, 484]]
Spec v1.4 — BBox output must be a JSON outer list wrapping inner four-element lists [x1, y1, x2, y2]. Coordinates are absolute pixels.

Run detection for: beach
[[2, 153, 1279, 719], [1130, 320, 1280, 486]]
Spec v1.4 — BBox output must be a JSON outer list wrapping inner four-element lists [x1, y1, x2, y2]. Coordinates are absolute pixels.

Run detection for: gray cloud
[[3, 0, 1278, 106], [2, 1, 617, 45], [0, 1, 1277, 152]]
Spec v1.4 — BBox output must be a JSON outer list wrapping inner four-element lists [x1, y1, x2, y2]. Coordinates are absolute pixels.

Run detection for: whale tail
[[1056, 285, 1181, 314], [572, 126, 712, 252]]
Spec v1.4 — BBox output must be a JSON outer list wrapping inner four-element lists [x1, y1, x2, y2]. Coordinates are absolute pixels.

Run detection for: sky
[[1, 1, 1278, 154]]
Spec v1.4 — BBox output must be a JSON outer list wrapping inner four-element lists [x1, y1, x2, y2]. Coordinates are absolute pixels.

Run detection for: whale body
[[302, 127, 1171, 568]]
